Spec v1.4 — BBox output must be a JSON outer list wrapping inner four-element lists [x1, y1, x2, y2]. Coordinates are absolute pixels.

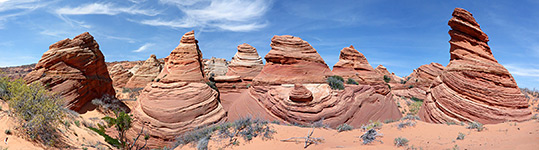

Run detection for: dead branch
[[281, 128, 324, 148]]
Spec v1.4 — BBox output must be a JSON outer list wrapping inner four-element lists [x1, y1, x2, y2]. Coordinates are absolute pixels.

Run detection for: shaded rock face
[[419, 8, 532, 124], [246, 84, 401, 127], [253, 35, 333, 85], [124, 54, 163, 88], [203, 57, 228, 77], [226, 43, 264, 80], [23, 32, 116, 111], [109, 64, 133, 88], [332, 45, 383, 84], [392, 63, 445, 100], [130, 31, 226, 148]]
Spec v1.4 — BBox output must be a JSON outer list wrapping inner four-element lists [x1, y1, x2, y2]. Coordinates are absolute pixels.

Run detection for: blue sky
[[0, 0, 538, 89]]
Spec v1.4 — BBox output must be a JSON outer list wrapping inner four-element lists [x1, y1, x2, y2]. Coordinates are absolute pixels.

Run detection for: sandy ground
[[177, 119, 539, 150]]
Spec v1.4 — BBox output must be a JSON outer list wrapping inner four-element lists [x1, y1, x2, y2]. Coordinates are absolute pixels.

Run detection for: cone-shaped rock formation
[[226, 43, 264, 80], [332, 45, 383, 84], [125, 54, 162, 88]]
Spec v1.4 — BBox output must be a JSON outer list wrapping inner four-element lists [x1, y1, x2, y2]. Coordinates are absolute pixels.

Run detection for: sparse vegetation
[[74, 120, 80, 127], [336, 123, 353, 132], [407, 100, 423, 115], [327, 76, 345, 90], [121, 87, 143, 93], [408, 85, 414, 88], [397, 121, 416, 129], [361, 120, 383, 131], [394, 137, 409, 147], [100, 110, 149, 150], [4, 129, 11, 135], [456, 132, 465, 140], [0, 77, 65, 146], [206, 81, 218, 92], [383, 75, 391, 83], [410, 97, 423, 102], [467, 121, 484, 132], [360, 129, 383, 145], [384, 119, 397, 123], [91, 96, 127, 113], [311, 118, 329, 128], [346, 78, 358, 85]]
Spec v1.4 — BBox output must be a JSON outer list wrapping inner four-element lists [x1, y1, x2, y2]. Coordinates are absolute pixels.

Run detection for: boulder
[[289, 84, 313, 102]]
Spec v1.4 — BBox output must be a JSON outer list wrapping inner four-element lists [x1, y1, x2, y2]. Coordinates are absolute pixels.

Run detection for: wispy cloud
[[137, 0, 271, 32], [133, 43, 155, 52], [56, 3, 159, 16], [504, 64, 539, 77], [0, 0, 51, 29]]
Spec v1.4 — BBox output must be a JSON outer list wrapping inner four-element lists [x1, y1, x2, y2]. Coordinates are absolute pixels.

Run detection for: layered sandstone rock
[[419, 8, 532, 124], [130, 31, 226, 148], [392, 63, 445, 100], [226, 43, 264, 80], [203, 57, 228, 77], [109, 64, 133, 88], [332, 45, 383, 84], [124, 54, 162, 88], [244, 84, 401, 127], [253, 35, 333, 85], [23, 32, 116, 111]]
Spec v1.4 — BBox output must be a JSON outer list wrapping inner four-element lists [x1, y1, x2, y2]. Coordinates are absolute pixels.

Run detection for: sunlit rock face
[[125, 54, 162, 88], [24, 32, 116, 111], [130, 31, 226, 148], [419, 8, 532, 124]]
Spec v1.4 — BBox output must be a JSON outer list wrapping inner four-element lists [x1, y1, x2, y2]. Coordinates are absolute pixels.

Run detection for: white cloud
[[138, 0, 271, 32], [504, 64, 539, 77], [0, 0, 51, 29], [56, 3, 159, 16], [133, 43, 155, 52]]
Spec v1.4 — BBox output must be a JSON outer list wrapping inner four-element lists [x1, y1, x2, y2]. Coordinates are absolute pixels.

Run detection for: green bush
[[327, 76, 345, 90], [467, 121, 484, 132], [346, 78, 358, 85], [4, 129, 11, 135], [410, 97, 423, 102], [456, 132, 465, 140], [394, 137, 409, 147], [361, 120, 383, 131], [383, 75, 391, 83], [206, 81, 218, 92], [408, 101, 423, 115], [336, 123, 353, 132], [0, 77, 65, 146]]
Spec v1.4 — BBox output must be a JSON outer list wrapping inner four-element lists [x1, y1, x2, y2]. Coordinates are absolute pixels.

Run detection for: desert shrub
[[346, 78, 358, 85], [397, 121, 416, 129], [361, 120, 383, 131], [206, 81, 218, 92], [394, 137, 409, 147], [400, 80, 406, 84], [0, 77, 65, 146], [410, 97, 423, 102], [122, 87, 143, 93], [383, 75, 391, 83], [74, 120, 80, 127], [360, 129, 381, 144], [91, 96, 127, 112], [196, 137, 210, 150], [407, 101, 423, 115], [271, 120, 281, 125], [336, 123, 353, 132], [4, 129, 11, 135], [456, 132, 465, 140], [384, 119, 397, 123], [408, 85, 414, 89], [327, 76, 344, 90], [467, 121, 484, 132], [401, 115, 420, 121], [311, 118, 329, 128]]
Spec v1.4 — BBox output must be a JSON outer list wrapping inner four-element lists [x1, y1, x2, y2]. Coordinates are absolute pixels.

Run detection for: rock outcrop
[[203, 57, 228, 77], [23, 32, 116, 111], [253, 35, 333, 85], [130, 31, 226, 148], [392, 63, 445, 100], [332, 45, 383, 84], [226, 43, 264, 80], [109, 64, 133, 88], [289, 84, 313, 102], [124, 54, 162, 88], [419, 8, 532, 124]]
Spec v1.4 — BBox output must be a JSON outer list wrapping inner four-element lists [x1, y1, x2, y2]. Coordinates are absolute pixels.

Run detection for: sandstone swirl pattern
[[23, 32, 115, 111], [393, 63, 445, 100], [332, 45, 382, 84], [253, 35, 333, 85], [419, 8, 532, 124], [226, 43, 264, 80], [130, 31, 226, 147], [125, 54, 162, 88]]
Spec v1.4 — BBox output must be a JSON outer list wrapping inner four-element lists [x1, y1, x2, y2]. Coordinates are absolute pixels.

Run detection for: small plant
[[271, 120, 281, 125], [467, 121, 484, 132], [360, 129, 382, 144], [397, 121, 416, 129], [311, 118, 329, 128], [346, 78, 358, 85], [410, 97, 423, 102], [206, 81, 218, 92], [155, 78, 160, 82], [408, 85, 414, 88], [336, 123, 353, 132], [4, 129, 11, 135], [407, 101, 423, 115], [327, 76, 345, 90], [361, 120, 383, 131], [74, 120, 80, 127], [383, 75, 391, 83], [394, 137, 409, 147], [400, 80, 406, 84], [456, 132, 465, 140], [384, 119, 397, 123]]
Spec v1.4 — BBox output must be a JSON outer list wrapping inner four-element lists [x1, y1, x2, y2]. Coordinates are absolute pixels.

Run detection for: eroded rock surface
[[125, 54, 162, 88], [332, 45, 383, 84]]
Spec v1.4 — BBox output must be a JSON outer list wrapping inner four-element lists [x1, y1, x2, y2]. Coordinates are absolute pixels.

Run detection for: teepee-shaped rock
[[419, 8, 531, 124], [130, 31, 226, 148], [332, 45, 383, 84], [124, 54, 162, 88], [24, 32, 116, 111], [253, 35, 333, 85], [226, 43, 264, 80], [109, 64, 133, 88]]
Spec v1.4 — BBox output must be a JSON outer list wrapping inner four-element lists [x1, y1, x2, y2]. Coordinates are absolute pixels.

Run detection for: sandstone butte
[[203, 57, 229, 78], [124, 54, 163, 89], [375, 64, 402, 83], [109, 64, 133, 88], [129, 31, 226, 148], [332, 45, 384, 84], [392, 62, 445, 100], [23, 32, 116, 111], [252, 35, 333, 85], [419, 8, 532, 124], [226, 35, 401, 128], [225, 43, 264, 80]]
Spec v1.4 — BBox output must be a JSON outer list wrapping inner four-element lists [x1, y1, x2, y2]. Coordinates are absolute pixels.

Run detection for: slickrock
[[253, 35, 333, 85], [130, 31, 226, 148], [392, 63, 445, 100], [109, 64, 133, 88], [124, 54, 163, 88], [243, 84, 401, 127], [226, 43, 264, 80], [419, 8, 532, 124], [23, 32, 116, 111], [332, 45, 383, 84], [203, 57, 228, 77]]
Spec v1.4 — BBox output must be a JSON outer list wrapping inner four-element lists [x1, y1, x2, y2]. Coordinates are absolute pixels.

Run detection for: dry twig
[[281, 128, 324, 148]]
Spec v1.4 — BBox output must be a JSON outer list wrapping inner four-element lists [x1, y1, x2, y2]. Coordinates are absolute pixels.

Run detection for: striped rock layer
[[332, 45, 383, 84], [125, 54, 163, 88], [419, 8, 531, 124], [226, 43, 264, 80]]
